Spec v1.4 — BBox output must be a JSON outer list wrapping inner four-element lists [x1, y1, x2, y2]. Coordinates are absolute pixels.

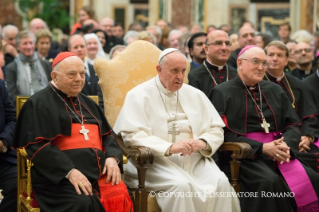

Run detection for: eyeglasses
[[206, 40, 232, 47], [59, 71, 86, 79], [241, 58, 269, 68], [294, 48, 312, 54]]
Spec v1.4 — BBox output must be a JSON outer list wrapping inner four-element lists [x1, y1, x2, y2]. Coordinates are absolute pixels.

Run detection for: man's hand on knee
[[103, 157, 121, 186], [68, 169, 93, 196]]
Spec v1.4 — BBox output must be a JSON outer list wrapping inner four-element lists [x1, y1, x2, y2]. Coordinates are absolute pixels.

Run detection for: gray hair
[[109, 45, 126, 59], [291, 30, 314, 44], [123, 30, 138, 45], [168, 30, 183, 41], [2, 25, 19, 38], [15, 30, 36, 46]]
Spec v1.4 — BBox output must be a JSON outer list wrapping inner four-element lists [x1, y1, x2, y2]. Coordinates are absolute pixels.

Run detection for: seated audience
[[5, 30, 51, 105]]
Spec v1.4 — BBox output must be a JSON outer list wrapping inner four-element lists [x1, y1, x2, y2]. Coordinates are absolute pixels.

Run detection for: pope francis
[[114, 48, 240, 212]]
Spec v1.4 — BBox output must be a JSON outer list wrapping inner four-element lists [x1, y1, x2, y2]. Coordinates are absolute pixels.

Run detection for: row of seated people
[[1, 33, 319, 212]]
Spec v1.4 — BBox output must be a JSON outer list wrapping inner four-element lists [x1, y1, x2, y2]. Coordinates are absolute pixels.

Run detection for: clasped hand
[[169, 139, 207, 156], [262, 137, 290, 164]]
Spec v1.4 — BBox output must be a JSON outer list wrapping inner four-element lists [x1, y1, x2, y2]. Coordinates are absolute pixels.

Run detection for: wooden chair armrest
[[219, 142, 253, 159], [114, 133, 154, 212], [114, 133, 154, 166]]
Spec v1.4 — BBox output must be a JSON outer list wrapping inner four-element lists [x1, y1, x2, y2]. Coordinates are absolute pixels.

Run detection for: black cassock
[[303, 72, 319, 174], [209, 76, 319, 212], [287, 66, 316, 80], [188, 60, 237, 96], [14, 84, 127, 212], [264, 72, 319, 172]]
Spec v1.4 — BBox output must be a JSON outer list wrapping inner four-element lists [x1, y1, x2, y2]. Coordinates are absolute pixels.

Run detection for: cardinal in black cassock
[[14, 52, 134, 212]]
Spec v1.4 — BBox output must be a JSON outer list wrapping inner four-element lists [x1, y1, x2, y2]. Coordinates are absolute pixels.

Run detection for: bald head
[[30, 18, 46, 33], [237, 46, 266, 86], [68, 34, 87, 61], [83, 19, 99, 30], [100, 17, 114, 36], [238, 26, 256, 49], [205, 30, 231, 66]]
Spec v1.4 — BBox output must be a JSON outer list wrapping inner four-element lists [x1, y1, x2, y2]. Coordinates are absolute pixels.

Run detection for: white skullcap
[[158, 48, 181, 63]]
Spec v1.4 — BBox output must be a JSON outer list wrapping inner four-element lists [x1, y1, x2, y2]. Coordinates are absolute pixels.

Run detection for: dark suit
[[226, 48, 241, 69], [5, 59, 52, 105], [0, 79, 17, 212], [83, 63, 104, 109]]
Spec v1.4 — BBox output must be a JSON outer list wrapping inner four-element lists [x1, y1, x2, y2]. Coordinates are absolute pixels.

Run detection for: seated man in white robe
[[114, 48, 240, 212]]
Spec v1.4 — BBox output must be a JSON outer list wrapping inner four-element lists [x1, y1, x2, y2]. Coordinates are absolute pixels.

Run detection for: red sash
[[52, 123, 102, 151]]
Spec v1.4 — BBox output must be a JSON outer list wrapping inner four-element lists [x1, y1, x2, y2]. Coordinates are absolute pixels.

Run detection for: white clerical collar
[[155, 75, 177, 95], [206, 59, 225, 70], [267, 71, 285, 82], [51, 80, 59, 88], [305, 70, 311, 75]]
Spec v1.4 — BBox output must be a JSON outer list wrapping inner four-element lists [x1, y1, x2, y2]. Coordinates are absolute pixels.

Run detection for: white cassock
[[114, 76, 240, 212]]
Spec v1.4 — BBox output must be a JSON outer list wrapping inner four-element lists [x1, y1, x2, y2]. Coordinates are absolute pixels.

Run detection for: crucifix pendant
[[261, 118, 270, 133], [292, 103, 295, 108], [168, 122, 180, 143], [79, 125, 90, 140]]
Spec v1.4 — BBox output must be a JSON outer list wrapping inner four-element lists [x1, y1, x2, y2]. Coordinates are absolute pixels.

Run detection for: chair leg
[[135, 165, 148, 212], [229, 159, 241, 193]]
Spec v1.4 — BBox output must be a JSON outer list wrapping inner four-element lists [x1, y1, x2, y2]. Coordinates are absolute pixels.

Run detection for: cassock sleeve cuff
[[165, 145, 173, 157]]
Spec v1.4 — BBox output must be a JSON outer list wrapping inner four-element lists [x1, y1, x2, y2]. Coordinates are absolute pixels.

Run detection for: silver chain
[[155, 79, 179, 121], [49, 84, 84, 125], [203, 61, 229, 86], [242, 82, 267, 121]]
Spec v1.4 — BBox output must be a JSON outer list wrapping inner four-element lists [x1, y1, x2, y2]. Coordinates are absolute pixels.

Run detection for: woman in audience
[[70, 6, 96, 35], [136, 31, 156, 44], [83, 33, 107, 65], [34, 29, 59, 63], [123, 31, 138, 45]]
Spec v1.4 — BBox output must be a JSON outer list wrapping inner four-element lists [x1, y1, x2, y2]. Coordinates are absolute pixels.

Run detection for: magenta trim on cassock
[[313, 138, 319, 149], [244, 132, 319, 210]]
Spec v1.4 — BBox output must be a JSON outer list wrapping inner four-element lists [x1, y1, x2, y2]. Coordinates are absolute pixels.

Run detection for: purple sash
[[245, 132, 318, 210]]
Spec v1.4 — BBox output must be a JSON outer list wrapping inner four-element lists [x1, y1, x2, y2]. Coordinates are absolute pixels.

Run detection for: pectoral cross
[[79, 125, 90, 140], [168, 122, 180, 143], [261, 118, 270, 133]]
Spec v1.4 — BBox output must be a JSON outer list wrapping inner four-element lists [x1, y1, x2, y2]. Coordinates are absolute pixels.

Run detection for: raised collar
[[234, 75, 259, 91]]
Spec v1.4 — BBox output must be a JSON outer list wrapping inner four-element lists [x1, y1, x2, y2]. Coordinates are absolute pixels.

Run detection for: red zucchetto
[[52, 52, 80, 69]]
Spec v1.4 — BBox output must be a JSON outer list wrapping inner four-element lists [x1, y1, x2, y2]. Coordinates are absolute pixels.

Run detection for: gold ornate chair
[[94, 40, 253, 212], [16, 95, 99, 212]]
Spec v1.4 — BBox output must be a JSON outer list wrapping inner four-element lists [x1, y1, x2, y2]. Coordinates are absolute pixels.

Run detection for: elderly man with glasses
[[209, 45, 319, 212], [288, 42, 316, 80], [188, 30, 237, 96], [14, 52, 134, 212]]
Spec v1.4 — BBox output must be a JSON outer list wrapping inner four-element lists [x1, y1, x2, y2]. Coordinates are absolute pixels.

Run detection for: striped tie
[[30, 61, 42, 93]]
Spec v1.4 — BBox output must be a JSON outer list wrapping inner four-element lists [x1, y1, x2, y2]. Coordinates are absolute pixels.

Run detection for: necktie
[[30, 61, 42, 93]]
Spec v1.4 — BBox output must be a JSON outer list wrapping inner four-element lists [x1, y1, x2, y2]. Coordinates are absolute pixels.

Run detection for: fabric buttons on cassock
[[84, 119, 87, 122], [256, 98, 259, 101]]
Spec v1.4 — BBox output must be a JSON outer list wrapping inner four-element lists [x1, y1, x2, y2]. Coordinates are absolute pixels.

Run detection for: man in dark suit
[[68, 34, 103, 108], [0, 78, 16, 212], [5, 31, 52, 105], [188, 32, 207, 70]]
